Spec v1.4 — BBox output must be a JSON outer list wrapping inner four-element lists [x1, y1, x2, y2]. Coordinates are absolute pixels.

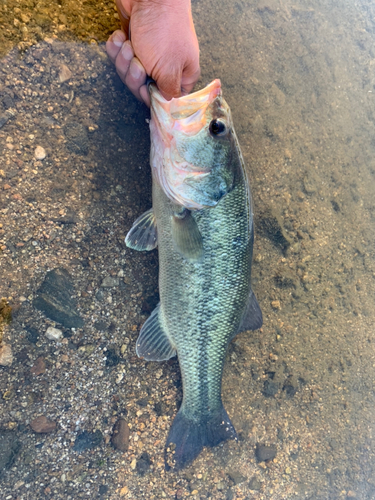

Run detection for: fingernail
[[121, 41, 133, 61], [129, 60, 142, 80], [112, 31, 124, 48]]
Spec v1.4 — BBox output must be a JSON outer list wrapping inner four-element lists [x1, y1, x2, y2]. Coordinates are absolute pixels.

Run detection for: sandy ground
[[1, 0, 375, 499]]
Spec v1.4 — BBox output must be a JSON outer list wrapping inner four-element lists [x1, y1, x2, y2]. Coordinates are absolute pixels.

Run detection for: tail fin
[[165, 406, 237, 470]]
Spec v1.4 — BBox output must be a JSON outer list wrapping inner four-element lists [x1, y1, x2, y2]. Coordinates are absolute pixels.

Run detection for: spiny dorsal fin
[[125, 208, 157, 251], [136, 303, 176, 361], [171, 208, 203, 261]]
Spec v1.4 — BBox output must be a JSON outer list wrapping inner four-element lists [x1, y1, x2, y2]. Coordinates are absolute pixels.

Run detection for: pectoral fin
[[171, 208, 203, 261], [235, 289, 263, 338], [136, 303, 176, 361], [125, 208, 157, 251]]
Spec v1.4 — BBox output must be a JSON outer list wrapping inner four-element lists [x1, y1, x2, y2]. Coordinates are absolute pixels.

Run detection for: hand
[[106, 0, 200, 106]]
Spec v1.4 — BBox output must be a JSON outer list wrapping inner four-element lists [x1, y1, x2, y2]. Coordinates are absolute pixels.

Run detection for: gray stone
[[0, 431, 21, 474], [33, 268, 84, 328], [101, 277, 119, 287], [73, 430, 103, 452], [64, 122, 89, 155], [255, 443, 277, 462], [248, 476, 262, 491], [227, 468, 247, 485]]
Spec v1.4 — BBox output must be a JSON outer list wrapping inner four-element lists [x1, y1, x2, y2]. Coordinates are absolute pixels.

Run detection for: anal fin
[[136, 303, 176, 361], [125, 208, 157, 251], [235, 289, 263, 337]]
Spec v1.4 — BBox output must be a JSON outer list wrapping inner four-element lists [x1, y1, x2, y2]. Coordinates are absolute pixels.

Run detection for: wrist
[[131, 0, 191, 13]]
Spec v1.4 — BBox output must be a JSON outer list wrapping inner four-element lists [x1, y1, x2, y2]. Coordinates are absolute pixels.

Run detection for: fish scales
[[155, 168, 251, 417]]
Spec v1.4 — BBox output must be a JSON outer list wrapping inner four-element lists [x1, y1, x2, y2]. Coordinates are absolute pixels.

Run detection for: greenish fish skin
[[125, 81, 262, 470]]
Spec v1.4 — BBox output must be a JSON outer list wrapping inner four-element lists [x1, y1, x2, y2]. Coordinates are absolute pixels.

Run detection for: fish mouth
[[149, 80, 222, 138], [149, 79, 222, 119]]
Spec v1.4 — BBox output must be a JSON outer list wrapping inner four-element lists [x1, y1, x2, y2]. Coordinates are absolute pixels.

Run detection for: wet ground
[[1, 0, 375, 499]]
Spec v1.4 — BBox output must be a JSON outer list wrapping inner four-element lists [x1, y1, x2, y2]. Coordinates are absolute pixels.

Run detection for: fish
[[125, 79, 262, 470]]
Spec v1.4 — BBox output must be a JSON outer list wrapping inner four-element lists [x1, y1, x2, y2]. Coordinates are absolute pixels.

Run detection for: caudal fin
[[164, 406, 237, 470]]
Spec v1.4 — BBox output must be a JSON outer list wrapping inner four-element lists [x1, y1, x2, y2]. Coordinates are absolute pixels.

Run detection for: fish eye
[[209, 119, 227, 136]]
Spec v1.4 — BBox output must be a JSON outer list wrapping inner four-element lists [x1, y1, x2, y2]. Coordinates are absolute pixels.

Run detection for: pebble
[[58, 64, 72, 83], [119, 486, 129, 496], [111, 418, 130, 452], [33, 268, 84, 328], [0, 344, 13, 366], [101, 276, 119, 287], [45, 326, 63, 341], [248, 476, 262, 491], [227, 469, 247, 485], [136, 452, 151, 476], [255, 443, 277, 462], [30, 356, 46, 375], [73, 430, 103, 452], [30, 416, 57, 433], [34, 146, 46, 160]]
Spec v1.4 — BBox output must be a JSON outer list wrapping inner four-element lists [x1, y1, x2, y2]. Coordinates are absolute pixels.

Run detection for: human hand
[[106, 0, 200, 106]]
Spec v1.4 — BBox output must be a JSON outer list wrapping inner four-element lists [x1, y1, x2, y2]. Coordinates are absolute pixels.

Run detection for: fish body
[[125, 80, 262, 469]]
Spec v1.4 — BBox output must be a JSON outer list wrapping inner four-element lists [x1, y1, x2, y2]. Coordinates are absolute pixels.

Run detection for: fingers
[[125, 57, 147, 103], [106, 30, 126, 64], [106, 34, 149, 105]]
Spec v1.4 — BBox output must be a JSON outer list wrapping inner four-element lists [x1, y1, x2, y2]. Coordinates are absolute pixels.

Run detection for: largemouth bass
[[125, 79, 262, 470]]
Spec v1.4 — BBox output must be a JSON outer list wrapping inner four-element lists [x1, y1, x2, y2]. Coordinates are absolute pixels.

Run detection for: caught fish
[[126, 79, 262, 469]]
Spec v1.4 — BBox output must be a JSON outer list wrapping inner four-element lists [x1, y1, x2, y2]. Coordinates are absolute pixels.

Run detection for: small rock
[[111, 418, 130, 452], [0, 431, 21, 471], [64, 122, 89, 155], [30, 416, 57, 433], [45, 326, 63, 341], [303, 171, 318, 194], [271, 300, 281, 310], [255, 443, 277, 462], [136, 451, 151, 475], [101, 277, 119, 287], [98, 485, 109, 495], [106, 348, 120, 367], [58, 64, 72, 83], [73, 430, 103, 452], [33, 268, 84, 329], [248, 476, 262, 491], [227, 469, 247, 485], [34, 146, 46, 160], [283, 375, 299, 397], [0, 344, 13, 366], [30, 356, 46, 375], [262, 379, 279, 397], [26, 326, 39, 344]]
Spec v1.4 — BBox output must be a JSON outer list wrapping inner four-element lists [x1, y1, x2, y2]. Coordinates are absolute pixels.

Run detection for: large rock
[[33, 268, 84, 328]]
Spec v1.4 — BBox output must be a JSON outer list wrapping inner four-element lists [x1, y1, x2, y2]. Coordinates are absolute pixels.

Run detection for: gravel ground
[[1, 1, 375, 499]]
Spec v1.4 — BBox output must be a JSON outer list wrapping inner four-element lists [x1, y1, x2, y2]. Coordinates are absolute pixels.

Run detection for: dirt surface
[[1, 0, 375, 499]]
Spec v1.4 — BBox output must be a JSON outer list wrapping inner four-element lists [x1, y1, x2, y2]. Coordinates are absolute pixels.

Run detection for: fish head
[[149, 79, 237, 209]]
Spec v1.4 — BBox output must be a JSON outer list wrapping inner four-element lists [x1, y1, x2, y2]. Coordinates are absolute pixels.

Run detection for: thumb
[[155, 64, 183, 101]]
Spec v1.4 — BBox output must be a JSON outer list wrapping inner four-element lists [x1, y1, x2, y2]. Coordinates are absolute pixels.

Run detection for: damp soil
[[1, 1, 375, 499]]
